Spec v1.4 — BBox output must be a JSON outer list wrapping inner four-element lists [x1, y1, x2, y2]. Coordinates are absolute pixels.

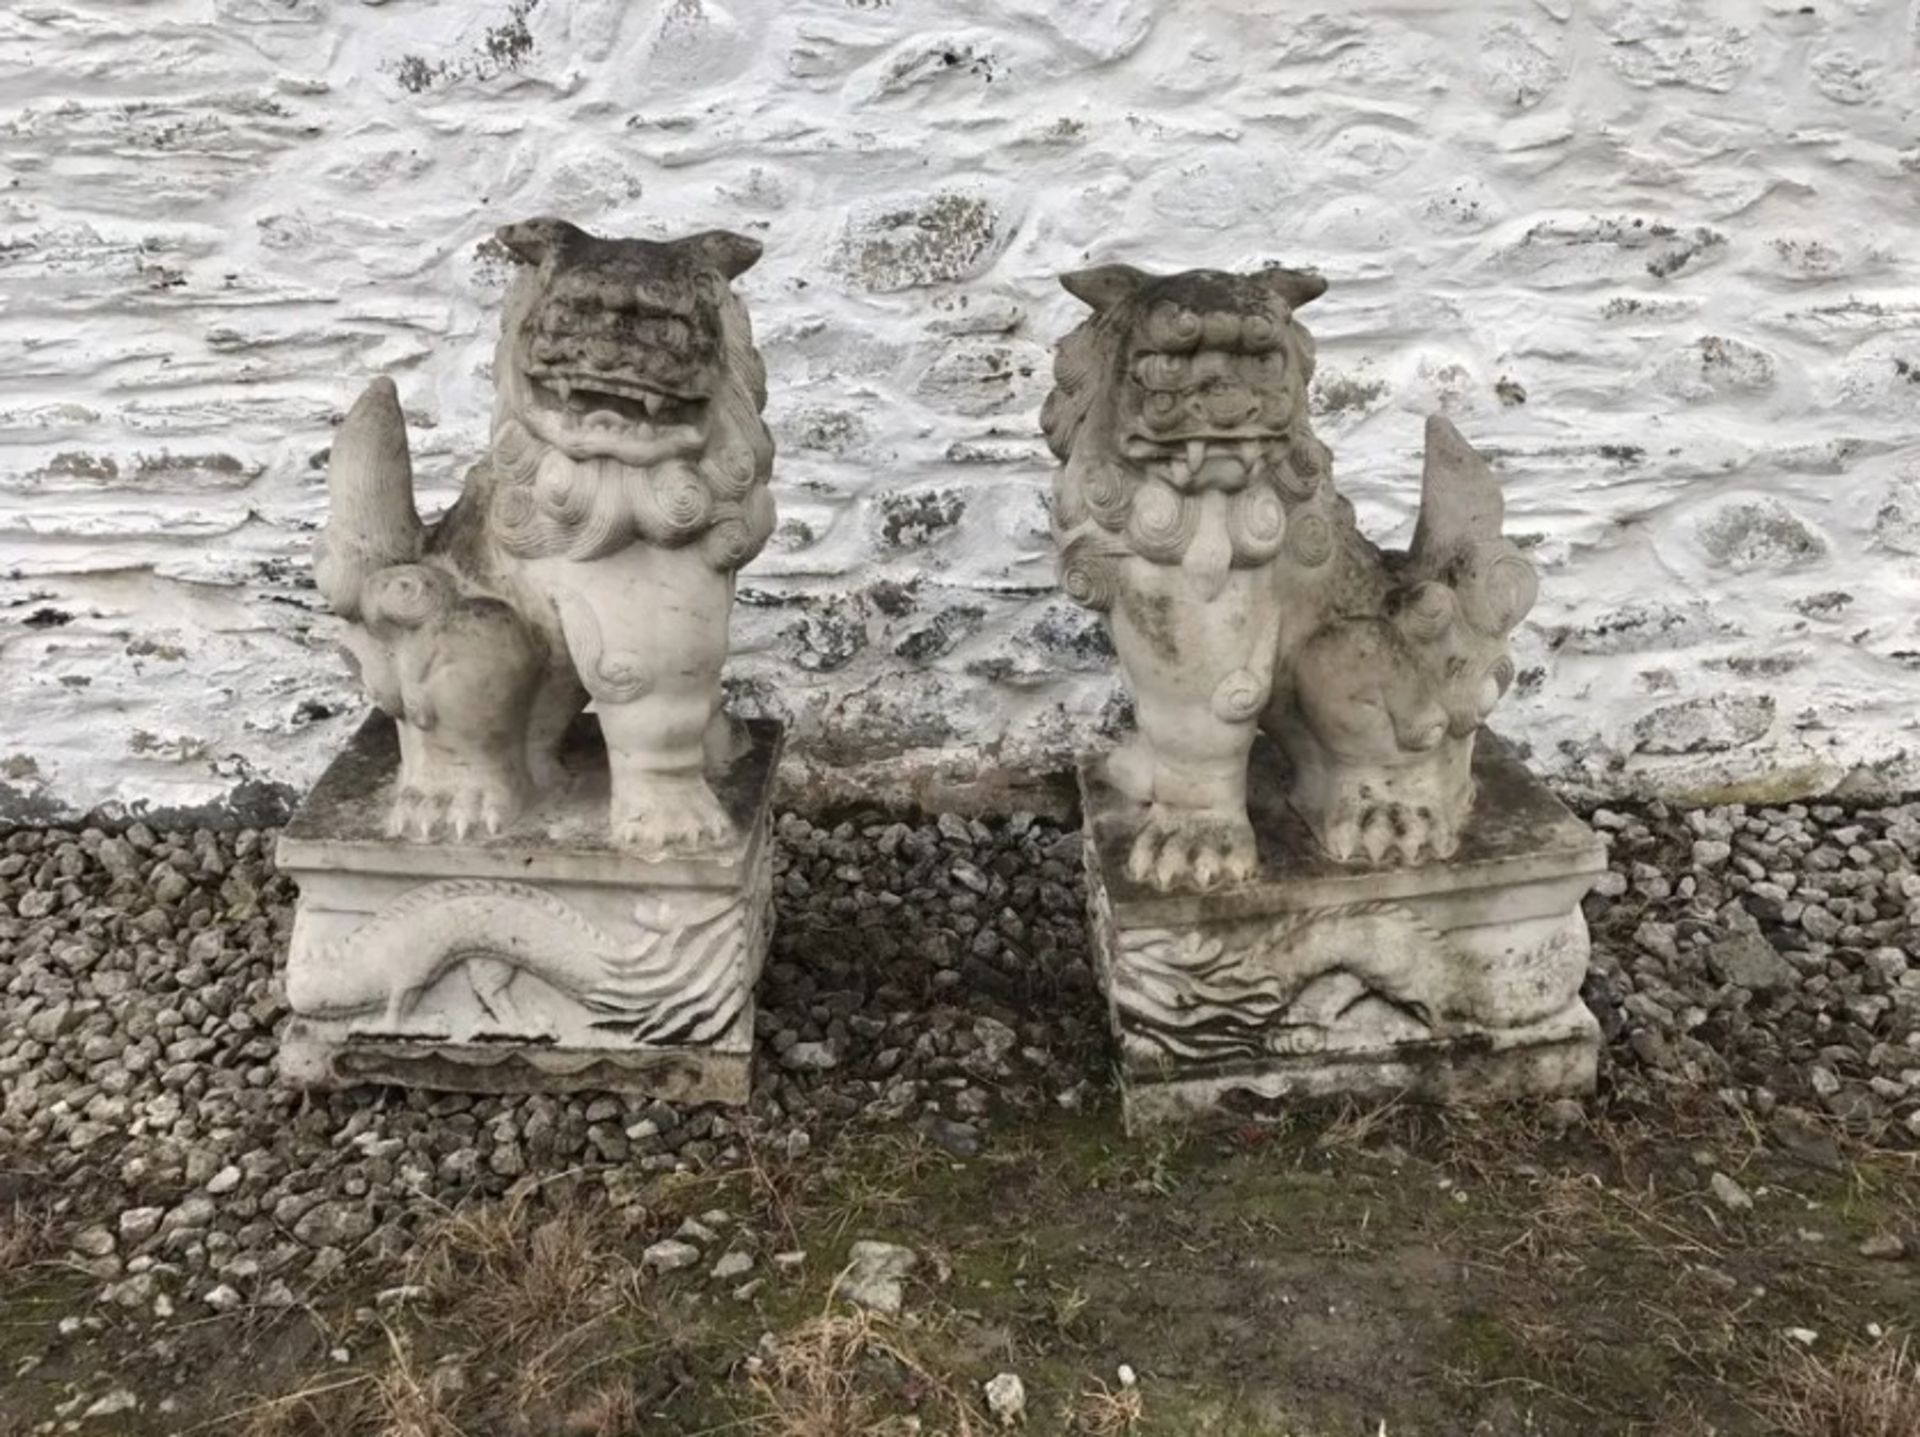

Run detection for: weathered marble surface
[[1081, 732, 1605, 1125], [1047, 264, 1537, 892], [317, 219, 775, 857], [278, 712, 778, 1099]]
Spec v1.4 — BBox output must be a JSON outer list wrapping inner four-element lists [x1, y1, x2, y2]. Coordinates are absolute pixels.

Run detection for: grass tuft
[[1068, 1378, 1144, 1435], [1758, 1336, 1920, 1437], [0, 1196, 57, 1273], [749, 1306, 981, 1437]]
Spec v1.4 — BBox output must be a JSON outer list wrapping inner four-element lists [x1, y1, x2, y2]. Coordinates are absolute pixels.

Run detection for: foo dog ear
[[1060, 263, 1151, 311], [496, 217, 588, 266], [1260, 266, 1328, 309], [680, 229, 763, 280]]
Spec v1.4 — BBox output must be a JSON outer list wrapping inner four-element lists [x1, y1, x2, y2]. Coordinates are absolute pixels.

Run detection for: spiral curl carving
[[631, 462, 715, 546], [1227, 486, 1286, 565], [1059, 537, 1121, 612], [364, 564, 452, 630], [1124, 479, 1199, 563], [1078, 457, 1135, 532], [1455, 543, 1538, 636], [1210, 666, 1268, 723], [1284, 510, 1333, 568]]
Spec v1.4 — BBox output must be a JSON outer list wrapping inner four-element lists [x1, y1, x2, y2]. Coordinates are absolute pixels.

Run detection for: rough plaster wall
[[2, 0, 1919, 821]]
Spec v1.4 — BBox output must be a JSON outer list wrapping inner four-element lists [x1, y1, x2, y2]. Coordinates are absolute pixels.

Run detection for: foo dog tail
[[1402, 415, 1538, 737], [314, 377, 423, 620]]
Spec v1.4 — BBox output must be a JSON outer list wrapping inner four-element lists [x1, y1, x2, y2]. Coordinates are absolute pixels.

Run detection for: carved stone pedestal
[[277, 712, 779, 1101], [1081, 732, 1605, 1127]]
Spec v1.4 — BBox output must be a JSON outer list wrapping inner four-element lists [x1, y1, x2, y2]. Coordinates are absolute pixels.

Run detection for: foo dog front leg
[[1110, 548, 1282, 892], [550, 547, 736, 858]]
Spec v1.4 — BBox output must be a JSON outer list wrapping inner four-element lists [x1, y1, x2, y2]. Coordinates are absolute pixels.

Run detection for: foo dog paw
[[1320, 797, 1458, 867], [1126, 806, 1259, 892], [386, 776, 522, 841], [612, 775, 737, 857]]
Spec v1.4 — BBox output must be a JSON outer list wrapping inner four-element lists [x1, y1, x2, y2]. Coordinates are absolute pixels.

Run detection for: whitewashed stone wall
[[2, 0, 1918, 821]]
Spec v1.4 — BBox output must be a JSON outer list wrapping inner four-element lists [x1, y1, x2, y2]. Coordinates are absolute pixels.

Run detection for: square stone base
[[276, 712, 780, 1102], [1080, 732, 1606, 1129]]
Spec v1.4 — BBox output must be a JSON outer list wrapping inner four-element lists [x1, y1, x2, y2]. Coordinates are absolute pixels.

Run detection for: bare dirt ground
[[5, 1088, 1917, 1436]]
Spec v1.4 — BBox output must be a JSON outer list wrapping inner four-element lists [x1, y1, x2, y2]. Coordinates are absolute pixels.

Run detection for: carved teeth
[[1187, 439, 1209, 472], [554, 377, 572, 405], [641, 392, 665, 418]]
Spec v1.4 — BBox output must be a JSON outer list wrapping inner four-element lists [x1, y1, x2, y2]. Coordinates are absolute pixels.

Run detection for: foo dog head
[[1046, 264, 1328, 542], [488, 218, 776, 569]]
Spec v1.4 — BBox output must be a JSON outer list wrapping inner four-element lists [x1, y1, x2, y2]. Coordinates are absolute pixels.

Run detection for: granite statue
[[316, 217, 776, 857], [1045, 263, 1536, 892]]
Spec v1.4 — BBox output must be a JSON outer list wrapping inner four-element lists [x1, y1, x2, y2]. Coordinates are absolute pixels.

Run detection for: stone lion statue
[[1046, 263, 1537, 891], [315, 218, 774, 855]]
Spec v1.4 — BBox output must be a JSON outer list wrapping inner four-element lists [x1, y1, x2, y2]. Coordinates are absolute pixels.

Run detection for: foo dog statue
[[315, 218, 775, 856], [1046, 263, 1537, 892]]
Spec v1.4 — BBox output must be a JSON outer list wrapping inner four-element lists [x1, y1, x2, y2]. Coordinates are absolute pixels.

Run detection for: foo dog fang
[[315, 219, 775, 858], [1045, 263, 1537, 892]]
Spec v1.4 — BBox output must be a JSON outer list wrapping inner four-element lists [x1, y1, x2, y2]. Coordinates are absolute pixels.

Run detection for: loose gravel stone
[[1583, 796, 1920, 1136], [1708, 1172, 1753, 1212], [643, 1240, 702, 1275], [836, 1240, 918, 1316]]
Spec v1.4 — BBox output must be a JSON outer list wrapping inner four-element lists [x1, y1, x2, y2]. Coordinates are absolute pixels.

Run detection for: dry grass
[[227, 1329, 470, 1437], [748, 1306, 981, 1437], [1066, 1379, 1143, 1436], [229, 1192, 646, 1437], [362, 1329, 470, 1437], [415, 1189, 643, 1410], [559, 1378, 641, 1436], [1758, 1336, 1920, 1437], [0, 1195, 58, 1273]]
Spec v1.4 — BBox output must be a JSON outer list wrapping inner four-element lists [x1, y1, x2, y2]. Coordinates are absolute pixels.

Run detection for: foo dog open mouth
[[315, 216, 774, 852], [501, 217, 757, 469], [1115, 287, 1302, 493]]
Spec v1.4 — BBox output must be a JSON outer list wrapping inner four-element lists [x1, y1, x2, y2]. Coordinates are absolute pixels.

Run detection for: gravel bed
[[1583, 797, 1920, 1138], [3, 793, 1917, 1320]]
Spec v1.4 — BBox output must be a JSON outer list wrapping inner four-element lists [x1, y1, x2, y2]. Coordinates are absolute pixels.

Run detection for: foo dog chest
[[278, 713, 778, 1100]]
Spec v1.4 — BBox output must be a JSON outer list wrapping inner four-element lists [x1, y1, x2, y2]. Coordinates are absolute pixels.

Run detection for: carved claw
[[1317, 798, 1458, 867], [1126, 806, 1259, 893], [385, 776, 521, 842], [611, 774, 737, 858]]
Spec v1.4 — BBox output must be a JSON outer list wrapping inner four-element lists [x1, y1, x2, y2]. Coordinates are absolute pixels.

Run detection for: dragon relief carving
[[287, 877, 759, 1046], [1109, 904, 1450, 1064], [1046, 264, 1537, 891], [315, 218, 775, 856]]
